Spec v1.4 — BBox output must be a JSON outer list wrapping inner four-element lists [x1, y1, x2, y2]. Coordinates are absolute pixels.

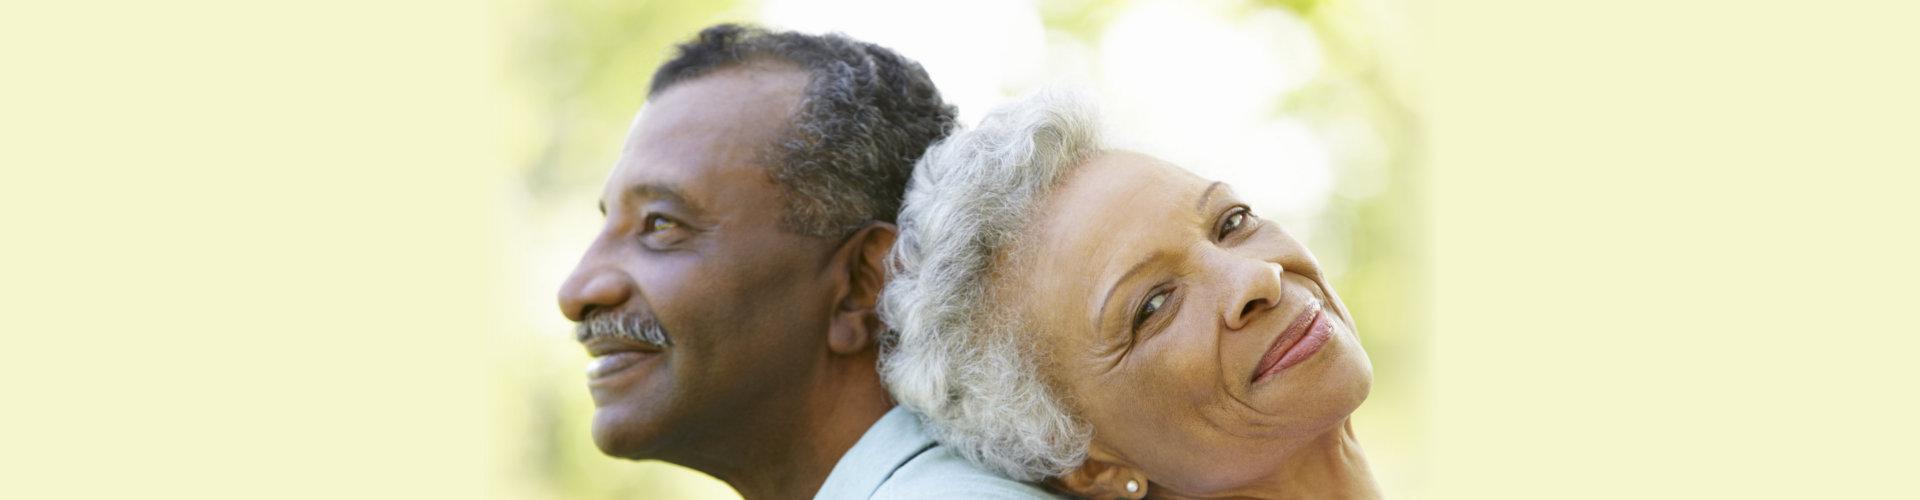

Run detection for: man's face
[[557, 66, 842, 461]]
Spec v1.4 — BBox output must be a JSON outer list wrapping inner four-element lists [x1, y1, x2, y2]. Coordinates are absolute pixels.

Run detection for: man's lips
[[584, 336, 663, 357], [1252, 300, 1327, 383], [583, 337, 663, 381]]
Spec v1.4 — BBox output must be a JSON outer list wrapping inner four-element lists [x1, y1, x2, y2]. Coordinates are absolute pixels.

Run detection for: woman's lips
[[1253, 301, 1329, 383], [1276, 312, 1332, 371]]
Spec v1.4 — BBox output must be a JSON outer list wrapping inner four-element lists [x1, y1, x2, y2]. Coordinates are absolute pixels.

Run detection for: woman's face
[[1010, 151, 1372, 495]]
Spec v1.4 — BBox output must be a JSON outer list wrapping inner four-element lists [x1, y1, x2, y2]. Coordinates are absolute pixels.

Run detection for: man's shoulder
[[870, 444, 1066, 500]]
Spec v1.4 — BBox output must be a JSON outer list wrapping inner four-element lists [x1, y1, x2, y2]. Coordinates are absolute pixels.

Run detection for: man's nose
[[559, 265, 634, 322]]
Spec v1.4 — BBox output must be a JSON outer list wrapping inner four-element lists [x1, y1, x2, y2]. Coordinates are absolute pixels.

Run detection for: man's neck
[[691, 352, 894, 500]]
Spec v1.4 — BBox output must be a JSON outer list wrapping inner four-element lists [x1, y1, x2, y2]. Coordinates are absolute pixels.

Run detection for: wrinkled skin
[[1016, 152, 1377, 500]]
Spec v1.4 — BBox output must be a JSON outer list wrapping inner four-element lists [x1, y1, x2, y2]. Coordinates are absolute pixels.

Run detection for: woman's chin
[[1249, 330, 1373, 421]]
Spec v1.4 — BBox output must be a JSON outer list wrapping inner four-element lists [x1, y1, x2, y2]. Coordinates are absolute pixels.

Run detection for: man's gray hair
[[650, 24, 959, 237], [879, 87, 1106, 481]]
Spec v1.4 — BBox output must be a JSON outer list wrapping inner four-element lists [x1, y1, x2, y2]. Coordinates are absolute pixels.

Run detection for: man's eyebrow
[[606, 183, 705, 213], [629, 184, 693, 206], [1196, 181, 1224, 211], [599, 183, 700, 218], [1096, 249, 1167, 335]]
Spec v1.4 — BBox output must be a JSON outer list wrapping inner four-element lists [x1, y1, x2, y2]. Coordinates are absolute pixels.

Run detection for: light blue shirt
[[814, 407, 1066, 500]]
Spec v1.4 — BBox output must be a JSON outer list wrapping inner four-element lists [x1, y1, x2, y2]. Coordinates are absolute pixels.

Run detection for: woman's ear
[[1047, 447, 1148, 500], [827, 222, 896, 355]]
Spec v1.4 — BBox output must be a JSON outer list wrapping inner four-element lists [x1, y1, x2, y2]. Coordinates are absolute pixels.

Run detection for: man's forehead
[[619, 66, 806, 159], [604, 66, 808, 205], [630, 65, 807, 137]]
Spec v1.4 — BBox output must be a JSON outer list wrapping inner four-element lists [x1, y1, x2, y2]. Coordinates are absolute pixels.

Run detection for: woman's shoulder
[[872, 444, 1068, 500]]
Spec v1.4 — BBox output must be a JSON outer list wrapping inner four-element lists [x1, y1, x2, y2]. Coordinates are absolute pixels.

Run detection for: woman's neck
[[1156, 419, 1380, 500]]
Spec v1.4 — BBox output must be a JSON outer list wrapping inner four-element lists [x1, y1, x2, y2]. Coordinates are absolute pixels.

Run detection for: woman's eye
[[1218, 208, 1253, 239], [1134, 291, 1168, 329]]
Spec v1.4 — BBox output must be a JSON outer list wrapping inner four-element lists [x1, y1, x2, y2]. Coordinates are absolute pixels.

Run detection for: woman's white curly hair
[[878, 87, 1107, 481]]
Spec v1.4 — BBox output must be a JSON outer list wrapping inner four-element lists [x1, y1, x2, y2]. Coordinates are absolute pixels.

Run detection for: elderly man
[[557, 24, 1061, 499]]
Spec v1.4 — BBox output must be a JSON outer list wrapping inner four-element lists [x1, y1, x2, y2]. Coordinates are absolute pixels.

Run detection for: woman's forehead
[[1053, 152, 1211, 211]]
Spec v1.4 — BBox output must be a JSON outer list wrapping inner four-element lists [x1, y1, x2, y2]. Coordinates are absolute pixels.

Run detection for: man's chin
[[590, 406, 659, 459]]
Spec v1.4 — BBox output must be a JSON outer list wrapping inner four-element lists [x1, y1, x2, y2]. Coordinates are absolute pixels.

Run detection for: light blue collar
[[813, 407, 937, 500]]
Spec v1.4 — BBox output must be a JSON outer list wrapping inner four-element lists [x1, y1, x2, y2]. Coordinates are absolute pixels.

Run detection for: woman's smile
[[1252, 297, 1325, 384]]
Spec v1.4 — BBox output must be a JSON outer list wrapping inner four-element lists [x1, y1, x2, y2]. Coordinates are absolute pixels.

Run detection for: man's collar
[[812, 407, 937, 500]]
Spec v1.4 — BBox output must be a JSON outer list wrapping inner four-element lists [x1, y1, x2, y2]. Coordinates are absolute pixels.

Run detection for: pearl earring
[[1126, 480, 1139, 493]]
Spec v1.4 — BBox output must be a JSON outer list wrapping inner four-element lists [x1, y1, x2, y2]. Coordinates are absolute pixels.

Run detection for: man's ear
[[827, 222, 896, 355], [1046, 446, 1148, 500]]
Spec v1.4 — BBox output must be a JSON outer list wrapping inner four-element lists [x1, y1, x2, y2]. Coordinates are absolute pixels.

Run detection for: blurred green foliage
[[513, 0, 745, 198]]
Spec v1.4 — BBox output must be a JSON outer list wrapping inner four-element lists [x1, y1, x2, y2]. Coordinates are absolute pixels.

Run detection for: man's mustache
[[575, 310, 674, 347]]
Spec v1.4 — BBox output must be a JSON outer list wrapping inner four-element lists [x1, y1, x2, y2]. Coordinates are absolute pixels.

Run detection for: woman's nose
[[558, 266, 634, 322], [1222, 260, 1285, 331]]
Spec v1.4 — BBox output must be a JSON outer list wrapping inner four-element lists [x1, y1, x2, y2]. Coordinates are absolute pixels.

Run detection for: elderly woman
[[879, 88, 1378, 500]]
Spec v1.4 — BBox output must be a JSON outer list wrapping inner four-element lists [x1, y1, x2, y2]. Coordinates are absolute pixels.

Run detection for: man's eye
[[1134, 291, 1168, 329], [644, 214, 680, 234]]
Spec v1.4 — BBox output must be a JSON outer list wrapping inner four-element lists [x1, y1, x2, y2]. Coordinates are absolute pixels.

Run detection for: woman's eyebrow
[[1096, 249, 1167, 333], [1196, 181, 1224, 211]]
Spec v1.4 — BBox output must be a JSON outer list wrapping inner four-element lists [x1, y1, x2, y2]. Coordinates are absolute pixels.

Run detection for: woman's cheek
[[1149, 321, 1220, 408]]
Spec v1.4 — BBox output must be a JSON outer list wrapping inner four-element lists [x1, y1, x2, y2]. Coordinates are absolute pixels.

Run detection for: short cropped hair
[[879, 88, 1107, 481], [650, 23, 959, 237]]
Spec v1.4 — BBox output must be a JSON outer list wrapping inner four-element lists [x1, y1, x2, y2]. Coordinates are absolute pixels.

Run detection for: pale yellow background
[[3, 1, 1915, 499], [1427, 2, 1920, 497]]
